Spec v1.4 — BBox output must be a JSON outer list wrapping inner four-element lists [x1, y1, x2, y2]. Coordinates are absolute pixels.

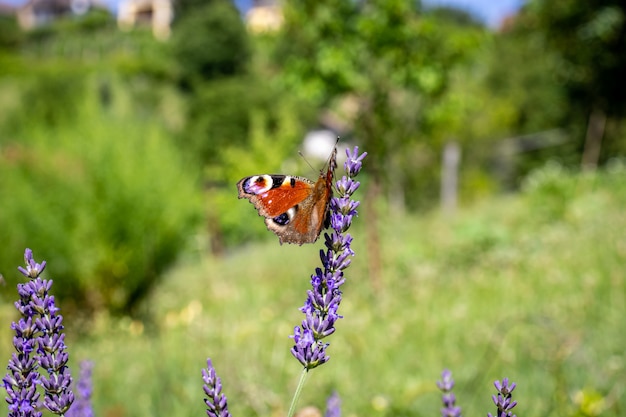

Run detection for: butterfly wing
[[238, 175, 320, 244], [236, 146, 337, 245], [237, 174, 315, 217], [280, 173, 333, 244]]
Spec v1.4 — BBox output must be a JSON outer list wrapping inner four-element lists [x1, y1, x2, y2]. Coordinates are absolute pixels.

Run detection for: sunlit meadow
[[2, 161, 625, 416]]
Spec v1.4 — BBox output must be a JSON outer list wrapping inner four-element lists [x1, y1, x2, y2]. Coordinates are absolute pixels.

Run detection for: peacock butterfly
[[237, 146, 337, 245]]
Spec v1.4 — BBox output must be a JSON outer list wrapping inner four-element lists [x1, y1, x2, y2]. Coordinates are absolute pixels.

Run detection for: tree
[[171, 0, 250, 88], [170, 0, 253, 165], [526, 0, 626, 169], [273, 0, 486, 286], [275, 0, 486, 209]]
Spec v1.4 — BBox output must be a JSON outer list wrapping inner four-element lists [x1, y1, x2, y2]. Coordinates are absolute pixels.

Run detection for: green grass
[[1, 164, 625, 416]]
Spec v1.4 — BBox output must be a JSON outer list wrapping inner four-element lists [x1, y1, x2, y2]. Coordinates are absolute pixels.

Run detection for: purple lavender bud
[[487, 378, 518, 417], [36, 293, 74, 414], [324, 391, 341, 417], [41, 375, 74, 414], [67, 361, 94, 417], [289, 147, 366, 369], [5, 393, 42, 417], [437, 369, 455, 391], [436, 369, 462, 417], [494, 378, 516, 396], [344, 147, 367, 177], [325, 233, 354, 255], [18, 249, 47, 279], [3, 365, 42, 417], [202, 359, 231, 417], [290, 327, 330, 369], [335, 177, 360, 196]]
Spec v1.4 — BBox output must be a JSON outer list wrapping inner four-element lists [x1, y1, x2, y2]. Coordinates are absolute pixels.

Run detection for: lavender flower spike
[[67, 361, 94, 417], [487, 377, 518, 417], [437, 369, 462, 417], [324, 391, 341, 417], [4, 249, 74, 417], [290, 146, 367, 370], [202, 358, 231, 417]]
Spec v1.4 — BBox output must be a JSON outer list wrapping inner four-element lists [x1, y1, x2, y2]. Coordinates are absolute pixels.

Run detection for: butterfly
[[236, 146, 337, 245]]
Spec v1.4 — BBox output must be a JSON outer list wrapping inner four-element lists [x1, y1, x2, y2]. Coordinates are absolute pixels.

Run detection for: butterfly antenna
[[299, 136, 340, 174], [298, 151, 318, 174]]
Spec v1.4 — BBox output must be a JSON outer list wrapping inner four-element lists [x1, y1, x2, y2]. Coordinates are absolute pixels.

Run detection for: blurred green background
[[0, 0, 625, 415]]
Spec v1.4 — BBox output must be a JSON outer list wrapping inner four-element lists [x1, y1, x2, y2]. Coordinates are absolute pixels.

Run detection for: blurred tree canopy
[[530, 1, 626, 118], [522, 0, 626, 169], [1, 0, 625, 314], [0, 8, 202, 316], [274, 0, 487, 209], [171, 0, 250, 88]]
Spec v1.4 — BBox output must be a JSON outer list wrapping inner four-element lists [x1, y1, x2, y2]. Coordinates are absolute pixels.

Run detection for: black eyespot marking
[[270, 175, 286, 189], [290, 177, 296, 187], [273, 212, 290, 225], [273, 206, 298, 226]]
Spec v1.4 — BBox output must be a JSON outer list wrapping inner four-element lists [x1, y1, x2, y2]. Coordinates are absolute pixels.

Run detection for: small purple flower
[[202, 358, 231, 417], [4, 249, 74, 416], [67, 361, 94, 417], [487, 378, 518, 417], [3, 370, 41, 417], [437, 369, 462, 417], [17, 249, 47, 279], [290, 146, 366, 370], [324, 391, 341, 417], [290, 327, 330, 369]]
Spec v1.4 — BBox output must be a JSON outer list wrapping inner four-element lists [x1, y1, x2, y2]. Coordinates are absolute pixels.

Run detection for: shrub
[[0, 95, 202, 315]]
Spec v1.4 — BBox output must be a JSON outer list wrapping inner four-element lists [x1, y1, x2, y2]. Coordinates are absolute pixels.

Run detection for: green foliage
[[171, 0, 250, 87], [520, 162, 578, 222], [0, 86, 203, 315], [521, 158, 626, 223], [205, 99, 310, 246], [45, 8, 115, 34], [427, 5, 485, 27], [7, 9, 171, 84], [20, 8, 117, 59], [181, 77, 264, 164], [14, 66, 88, 128], [168, 1, 272, 250], [464, 28, 566, 137], [0, 14, 23, 50], [528, 0, 626, 117], [513, 0, 626, 168], [275, 0, 488, 209], [173, 0, 217, 22]]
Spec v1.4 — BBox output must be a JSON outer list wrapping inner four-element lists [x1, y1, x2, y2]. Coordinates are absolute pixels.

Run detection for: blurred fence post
[[441, 141, 461, 215], [581, 108, 606, 171]]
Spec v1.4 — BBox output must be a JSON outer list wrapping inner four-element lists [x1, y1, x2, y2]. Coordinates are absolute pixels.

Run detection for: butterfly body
[[237, 147, 337, 245]]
